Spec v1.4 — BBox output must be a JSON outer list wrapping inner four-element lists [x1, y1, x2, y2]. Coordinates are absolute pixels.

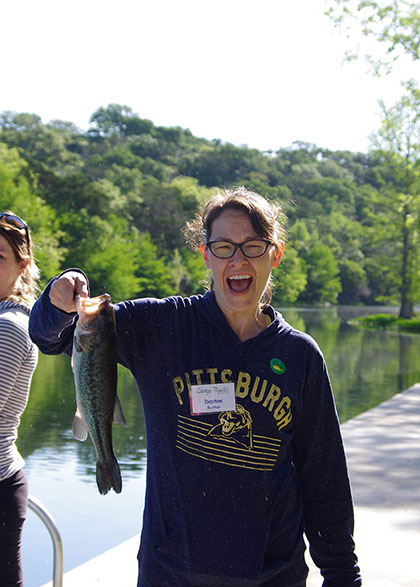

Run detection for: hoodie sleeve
[[29, 271, 87, 357], [292, 345, 361, 586]]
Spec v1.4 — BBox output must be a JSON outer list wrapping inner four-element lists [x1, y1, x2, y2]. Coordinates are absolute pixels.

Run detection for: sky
[[1, 0, 418, 153]]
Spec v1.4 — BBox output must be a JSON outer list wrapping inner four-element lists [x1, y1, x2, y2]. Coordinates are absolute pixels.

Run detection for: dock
[[41, 383, 420, 586]]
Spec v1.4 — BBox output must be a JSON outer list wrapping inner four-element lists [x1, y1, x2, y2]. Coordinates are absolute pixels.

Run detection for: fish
[[71, 293, 127, 495]]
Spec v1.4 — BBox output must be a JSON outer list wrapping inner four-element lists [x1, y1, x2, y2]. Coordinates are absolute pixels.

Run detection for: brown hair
[[184, 186, 286, 305], [0, 211, 40, 305]]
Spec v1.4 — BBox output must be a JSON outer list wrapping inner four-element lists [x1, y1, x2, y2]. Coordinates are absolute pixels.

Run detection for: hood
[[191, 291, 293, 347]]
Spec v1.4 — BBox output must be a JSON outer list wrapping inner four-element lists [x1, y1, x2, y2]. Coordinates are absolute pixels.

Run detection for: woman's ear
[[200, 243, 211, 269], [272, 242, 284, 268], [18, 257, 30, 275]]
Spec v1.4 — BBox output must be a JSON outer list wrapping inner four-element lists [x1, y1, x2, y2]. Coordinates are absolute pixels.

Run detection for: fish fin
[[72, 409, 89, 441], [96, 457, 122, 495], [113, 396, 128, 428], [73, 338, 84, 353]]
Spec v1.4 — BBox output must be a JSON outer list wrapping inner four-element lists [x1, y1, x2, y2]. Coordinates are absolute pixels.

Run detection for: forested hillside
[[1, 104, 418, 311]]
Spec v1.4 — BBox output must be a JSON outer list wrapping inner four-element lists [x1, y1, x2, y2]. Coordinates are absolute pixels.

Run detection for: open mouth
[[227, 274, 253, 293]]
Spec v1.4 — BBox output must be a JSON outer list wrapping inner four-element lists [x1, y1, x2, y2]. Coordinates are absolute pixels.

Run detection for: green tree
[[58, 211, 142, 301], [0, 111, 82, 172], [326, 0, 420, 75], [135, 232, 176, 298], [339, 259, 369, 304], [272, 245, 307, 305], [368, 83, 420, 317], [89, 104, 146, 137], [178, 249, 208, 296], [299, 241, 342, 304], [134, 176, 212, 252], [8, 102, 420, 308], [0, 143, 63, 285]]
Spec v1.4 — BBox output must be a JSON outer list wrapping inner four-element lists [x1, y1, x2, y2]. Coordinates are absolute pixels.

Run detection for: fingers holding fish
[[50, 271, 89, 313]]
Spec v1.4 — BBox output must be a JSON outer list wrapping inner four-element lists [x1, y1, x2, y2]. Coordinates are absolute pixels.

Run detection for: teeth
[[228, 275, 251, 280]]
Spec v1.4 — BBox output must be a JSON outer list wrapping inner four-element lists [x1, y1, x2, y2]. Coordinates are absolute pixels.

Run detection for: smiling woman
[[0, 212, 40, 586], [29, 187, 361, 587]]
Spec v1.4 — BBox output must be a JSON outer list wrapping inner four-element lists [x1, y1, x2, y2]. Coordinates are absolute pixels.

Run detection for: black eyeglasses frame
[[206, 239, 271, 259]]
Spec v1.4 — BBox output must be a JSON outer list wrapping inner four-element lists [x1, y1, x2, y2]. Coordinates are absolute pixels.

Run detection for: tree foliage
[[0, 104, 418, 311], [368, 83, 420, 317], [0, 143, 63, 286], [325, 1, 420, 317], [326, 0, 420, 75]]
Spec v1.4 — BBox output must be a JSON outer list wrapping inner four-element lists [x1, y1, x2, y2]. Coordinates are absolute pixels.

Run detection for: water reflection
[[19, 360, 147, 478], [280, 306, 420, 422], [19, 358, 147, 587]]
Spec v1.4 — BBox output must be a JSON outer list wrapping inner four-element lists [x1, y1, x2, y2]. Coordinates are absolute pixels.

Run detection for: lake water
[[19, 306, 420, 586]]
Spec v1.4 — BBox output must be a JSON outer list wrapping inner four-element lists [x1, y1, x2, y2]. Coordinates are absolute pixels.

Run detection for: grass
[[353, 313, 420, 333]]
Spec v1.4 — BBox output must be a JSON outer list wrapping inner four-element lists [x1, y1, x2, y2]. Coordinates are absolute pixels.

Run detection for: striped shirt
[[0, 300, 38, 481]]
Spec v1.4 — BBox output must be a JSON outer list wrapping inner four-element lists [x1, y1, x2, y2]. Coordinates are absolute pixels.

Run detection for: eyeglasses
[[206, 239, 271, 259], [0, 213, 30, 249]]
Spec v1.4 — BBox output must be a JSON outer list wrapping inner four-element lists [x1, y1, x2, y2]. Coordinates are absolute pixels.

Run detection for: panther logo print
[[208, 404, 253, 449]]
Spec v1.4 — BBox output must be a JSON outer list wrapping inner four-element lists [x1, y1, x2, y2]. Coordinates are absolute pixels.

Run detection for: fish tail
[[96, 457, 122, 495]]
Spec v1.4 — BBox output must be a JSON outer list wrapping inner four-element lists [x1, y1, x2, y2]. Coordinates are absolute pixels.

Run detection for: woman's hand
[[49, 271, 89, 313]]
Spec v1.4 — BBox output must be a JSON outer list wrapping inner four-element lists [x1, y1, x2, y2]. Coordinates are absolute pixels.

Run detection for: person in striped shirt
[[0, 212, 39, 586]]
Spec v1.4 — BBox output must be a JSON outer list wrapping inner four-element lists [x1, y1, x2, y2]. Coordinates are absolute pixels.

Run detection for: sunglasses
[[0, 213, 30, 249]]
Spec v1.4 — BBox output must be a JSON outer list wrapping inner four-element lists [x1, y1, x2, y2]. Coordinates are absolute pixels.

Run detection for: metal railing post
[[27, 495, 63, 587]]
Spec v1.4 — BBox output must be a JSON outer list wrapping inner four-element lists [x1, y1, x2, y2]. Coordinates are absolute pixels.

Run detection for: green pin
[[270, 358, 286, 375]]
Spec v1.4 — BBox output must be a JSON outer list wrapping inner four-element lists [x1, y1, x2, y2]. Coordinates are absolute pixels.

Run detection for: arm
[[293, 350, 361, 587], [29, 270, 89, 356]]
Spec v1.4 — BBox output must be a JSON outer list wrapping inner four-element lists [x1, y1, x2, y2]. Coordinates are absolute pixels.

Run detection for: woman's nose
[[230, 246, 248, 264]]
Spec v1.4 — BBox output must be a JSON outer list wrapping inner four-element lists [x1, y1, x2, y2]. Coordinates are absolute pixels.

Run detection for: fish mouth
[[75, 294, 112, 326], [227, 274, 253, 294]]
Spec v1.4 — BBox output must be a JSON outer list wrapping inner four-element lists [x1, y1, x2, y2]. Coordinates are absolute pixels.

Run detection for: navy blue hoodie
[[29, 279, 361, 587]]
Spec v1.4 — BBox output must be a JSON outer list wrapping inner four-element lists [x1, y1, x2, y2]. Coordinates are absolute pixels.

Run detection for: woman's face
[[0, 234, 27, 300], [200, 209, 283, 317]]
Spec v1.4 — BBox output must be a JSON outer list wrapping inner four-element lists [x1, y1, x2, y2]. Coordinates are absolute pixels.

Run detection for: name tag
[[190, 382, 236, 415]]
